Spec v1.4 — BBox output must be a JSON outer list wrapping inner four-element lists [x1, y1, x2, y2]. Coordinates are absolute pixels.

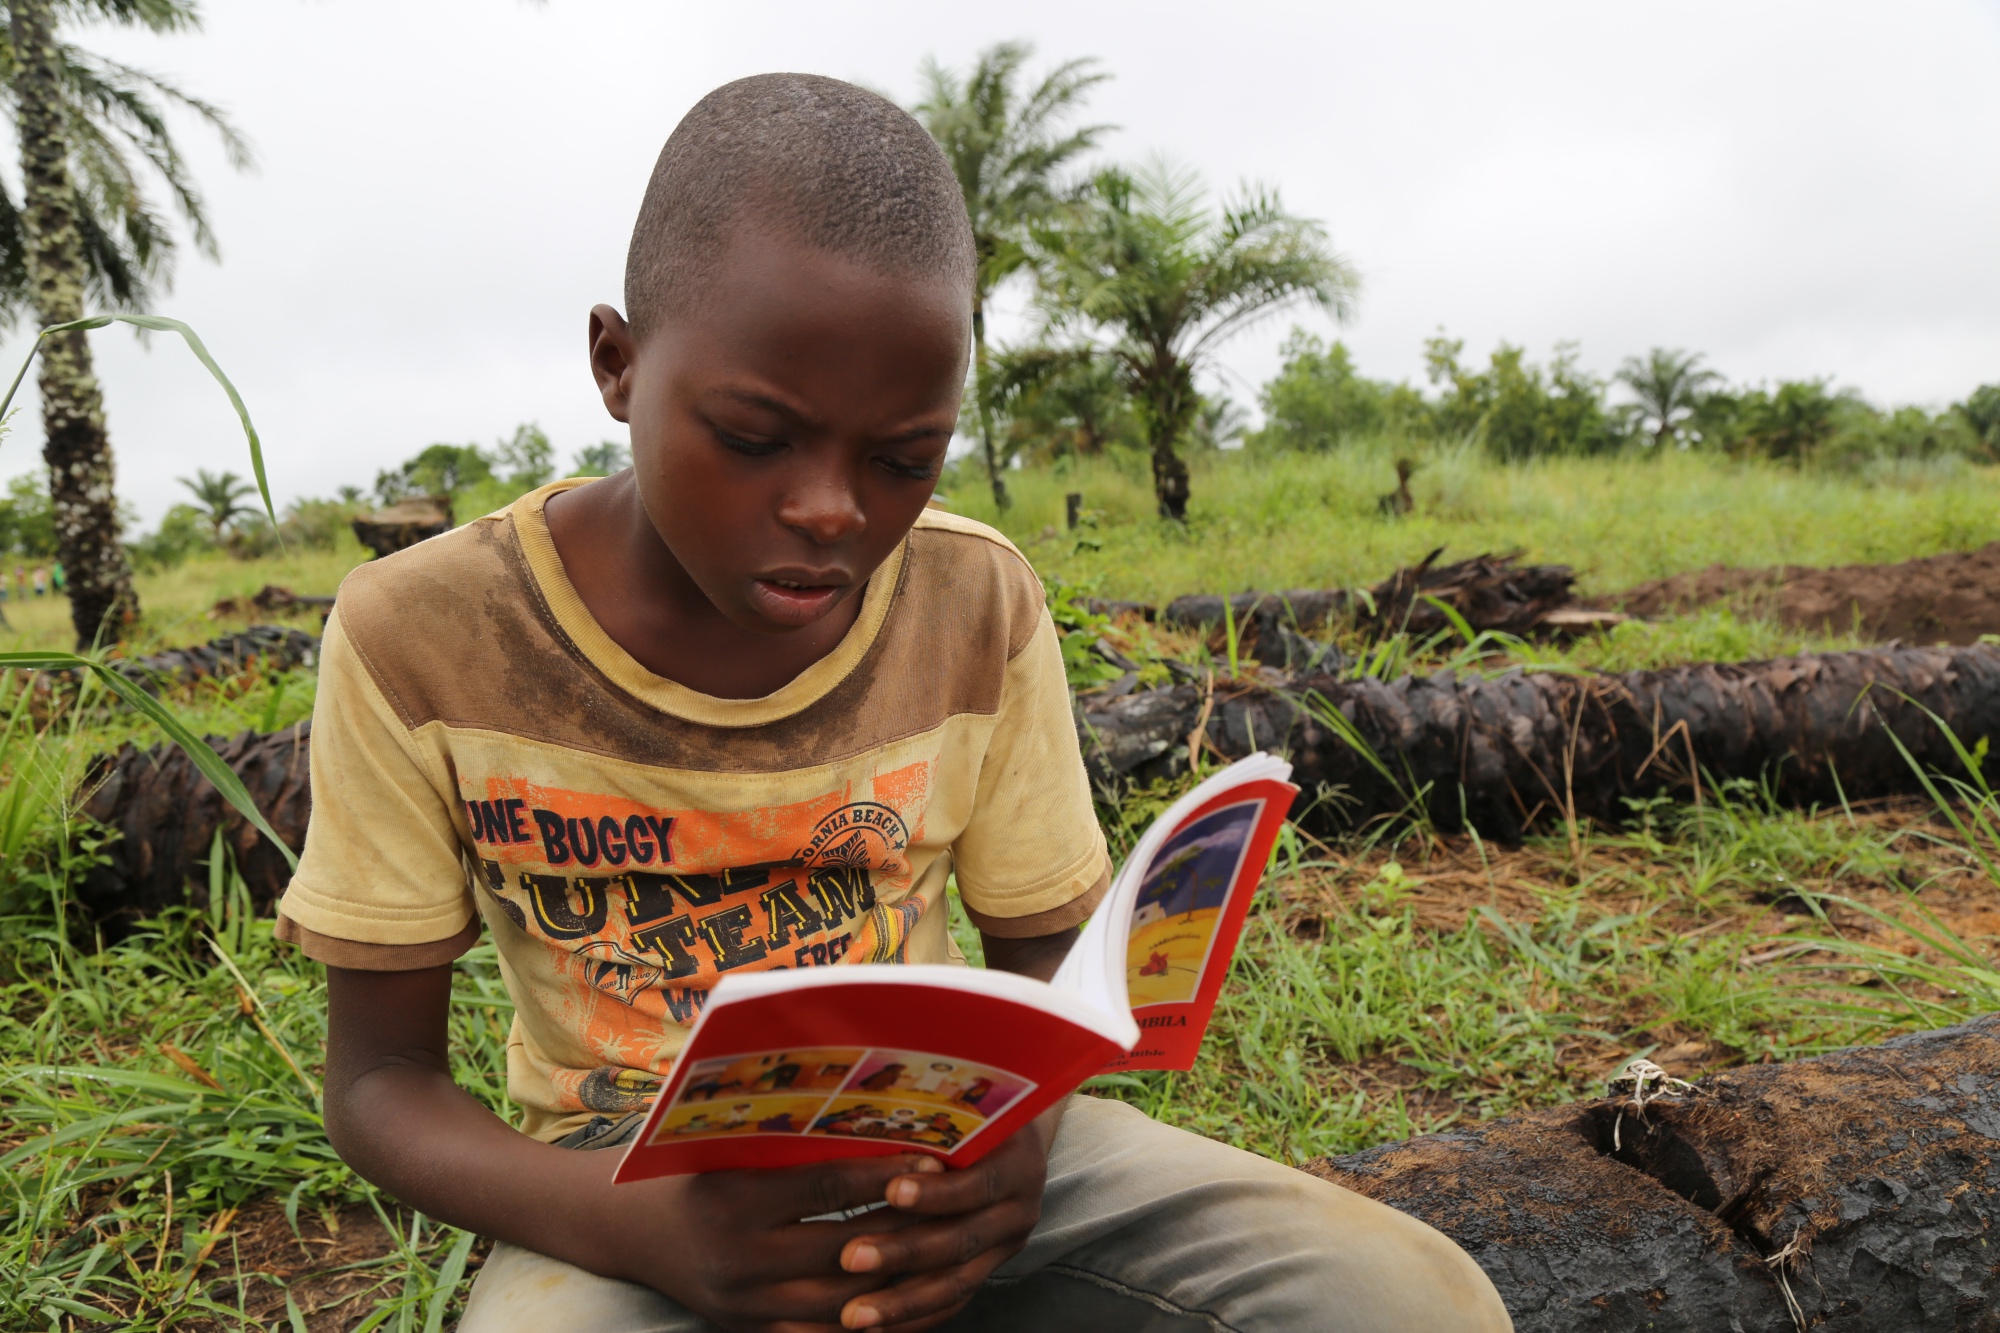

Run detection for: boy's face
[[590, 229, 968, 635]]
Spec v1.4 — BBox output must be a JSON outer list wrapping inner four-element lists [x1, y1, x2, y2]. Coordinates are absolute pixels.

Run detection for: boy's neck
[[542, 476, 868, 701]]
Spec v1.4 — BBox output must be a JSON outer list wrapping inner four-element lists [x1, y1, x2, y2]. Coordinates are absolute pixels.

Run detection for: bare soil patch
[[1608, 541, 2000, 644]]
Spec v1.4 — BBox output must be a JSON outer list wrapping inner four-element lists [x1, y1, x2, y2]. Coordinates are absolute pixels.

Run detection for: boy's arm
[[978, 924, 1079, 982], [323, 963, 938, 1333]]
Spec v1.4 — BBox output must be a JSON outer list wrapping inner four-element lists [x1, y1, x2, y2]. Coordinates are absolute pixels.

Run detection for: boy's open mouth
[[749, 574, 848, 626]]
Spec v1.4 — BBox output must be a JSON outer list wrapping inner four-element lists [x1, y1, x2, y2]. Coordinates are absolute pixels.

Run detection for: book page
[[1124, 799, 1267, 1008], [1056, 754, 1294, 1024], [1085, 759, 1297, 1074], [614, 965, 1130, 1181], [648, 1046, 1036, 1155]]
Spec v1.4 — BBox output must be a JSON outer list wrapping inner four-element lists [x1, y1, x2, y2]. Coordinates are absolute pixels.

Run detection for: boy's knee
[[1291, 1179, 1513, 1331]]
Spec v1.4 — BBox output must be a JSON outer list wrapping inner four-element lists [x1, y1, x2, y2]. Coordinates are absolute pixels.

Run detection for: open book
[[613, 754, 1298, 1181]]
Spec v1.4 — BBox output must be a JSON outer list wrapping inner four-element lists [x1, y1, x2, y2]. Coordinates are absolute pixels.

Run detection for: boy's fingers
[[839, 1206, 1018, 1278], [881, 1157, 1021, 1216], [739, 1273, 896, 1329], [839, 1256, 1005, 1331], [734, 1154, 936, 1224]]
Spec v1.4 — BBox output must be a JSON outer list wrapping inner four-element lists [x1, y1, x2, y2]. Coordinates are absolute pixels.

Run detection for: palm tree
[[8, 0, 252, 645], [1615, 348, 1721, 450], [913, 41, 1110, 510], [988, 342, 1133, 462], [177, 466, 252, 540], [1034, 160, 1359, 519]]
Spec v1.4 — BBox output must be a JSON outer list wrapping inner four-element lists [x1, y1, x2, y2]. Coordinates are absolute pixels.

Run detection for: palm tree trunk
[[11, 0, 139, 648], [970, 299, 1009, 510], [1144, 359, 1195, 521], [1149, 428, 1190, 521]]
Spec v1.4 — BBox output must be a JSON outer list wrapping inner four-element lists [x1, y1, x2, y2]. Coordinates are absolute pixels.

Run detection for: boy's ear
[[588, 304, 638, 423]]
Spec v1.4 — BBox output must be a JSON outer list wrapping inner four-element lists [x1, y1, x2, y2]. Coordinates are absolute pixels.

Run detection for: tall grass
[[0, 541, 366, 656], [940, 442, 2000, 603]]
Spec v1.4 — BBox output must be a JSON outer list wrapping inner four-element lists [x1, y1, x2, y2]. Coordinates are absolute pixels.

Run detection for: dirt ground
[[1606, 540, 2000, 645]]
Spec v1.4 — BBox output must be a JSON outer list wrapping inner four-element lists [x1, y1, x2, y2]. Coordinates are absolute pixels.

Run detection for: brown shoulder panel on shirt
[[275, 911, 481, 970], [963, 863, 1112, 938], [328, 510, 1049, 773]]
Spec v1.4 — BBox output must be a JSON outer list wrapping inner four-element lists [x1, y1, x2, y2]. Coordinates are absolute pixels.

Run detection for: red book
[[613, 754, 1297, 1182]]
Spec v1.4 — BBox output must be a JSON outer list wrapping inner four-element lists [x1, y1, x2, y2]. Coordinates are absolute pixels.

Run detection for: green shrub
[[0, 473, 57, 559]]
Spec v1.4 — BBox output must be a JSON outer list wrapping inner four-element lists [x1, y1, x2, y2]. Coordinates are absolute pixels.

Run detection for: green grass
[[0, 540, 366, 655], [6, 693, 1997, 1325], [4, 444, 2000, 1325], [940, 442, 2000, 603]]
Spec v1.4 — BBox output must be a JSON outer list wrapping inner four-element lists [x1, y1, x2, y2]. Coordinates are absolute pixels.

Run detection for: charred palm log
[[1304, 1012, 2000, 1331], [208, 584, 336, 621], [1079, 643, 2000, 839], [116, 625, 319, 690], [1159, 550, 1620, 656], [76, 722, 311, 933], [37, 626, 320, 698]]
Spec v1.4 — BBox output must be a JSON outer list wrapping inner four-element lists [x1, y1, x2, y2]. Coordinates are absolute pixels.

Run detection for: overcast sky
[[5, 0, 1998, 527]]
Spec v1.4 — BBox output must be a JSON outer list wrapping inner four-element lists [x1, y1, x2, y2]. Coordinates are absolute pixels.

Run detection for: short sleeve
[[275, 613, 477, 954], [951, 610, 1111, 936]]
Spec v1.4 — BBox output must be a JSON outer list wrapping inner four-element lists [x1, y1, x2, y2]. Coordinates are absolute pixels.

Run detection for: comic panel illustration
[[670, 1048, 863, 1107], [650, 1093, 831, 1141], [807, 1095, 990, 1152], [803, 1048, 1035, 1152], [1125, 801, 1261, 1006]]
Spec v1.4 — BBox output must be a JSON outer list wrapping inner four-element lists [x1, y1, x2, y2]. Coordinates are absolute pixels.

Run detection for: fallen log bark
[[1304, 1012, 2000, 1331], [1080, 643, 2000, 839], [76, 722, 311, 933], [115, 625, 320, 689], [1155, 549, 1622, 652]]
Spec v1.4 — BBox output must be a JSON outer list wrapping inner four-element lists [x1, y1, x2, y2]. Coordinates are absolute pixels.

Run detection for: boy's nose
[[778, 472, 866, 546]]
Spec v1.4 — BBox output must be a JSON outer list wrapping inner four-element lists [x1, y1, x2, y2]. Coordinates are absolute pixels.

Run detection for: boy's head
[[589, 73, 974, 637]]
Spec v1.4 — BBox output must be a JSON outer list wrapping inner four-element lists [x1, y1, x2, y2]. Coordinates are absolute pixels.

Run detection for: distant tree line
[[916, 44, 1999, 509], [1247, 334, 2000, 467], [105, 423, 630, 572]]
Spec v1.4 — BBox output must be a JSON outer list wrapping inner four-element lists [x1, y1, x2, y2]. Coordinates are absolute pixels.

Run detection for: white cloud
[[1, 0, 1994, 525]]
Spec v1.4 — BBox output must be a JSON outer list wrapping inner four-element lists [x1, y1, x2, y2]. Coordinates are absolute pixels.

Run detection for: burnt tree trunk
[[351, 498, 452, 559], [1080, 643, 2000, 840], [1305, 1012, 2000, 1331], [76, 722, 312, 934]]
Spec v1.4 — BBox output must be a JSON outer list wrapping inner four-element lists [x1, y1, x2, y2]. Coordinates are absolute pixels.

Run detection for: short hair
[[624, 73, 975, 339]]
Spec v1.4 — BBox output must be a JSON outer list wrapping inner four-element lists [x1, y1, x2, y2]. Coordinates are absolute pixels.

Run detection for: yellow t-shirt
[[276, 481, 1109, 1141]]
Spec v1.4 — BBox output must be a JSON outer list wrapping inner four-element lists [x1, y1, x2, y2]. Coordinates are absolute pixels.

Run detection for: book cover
[[613, 754, 1297, 1183]]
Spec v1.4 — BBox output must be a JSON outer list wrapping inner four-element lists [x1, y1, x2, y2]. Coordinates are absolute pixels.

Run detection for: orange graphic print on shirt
[[460, 761, 939, 1116]]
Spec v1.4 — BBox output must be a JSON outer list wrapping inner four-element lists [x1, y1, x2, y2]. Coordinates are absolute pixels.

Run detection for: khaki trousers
[[459, 1095, 1511, 1332]]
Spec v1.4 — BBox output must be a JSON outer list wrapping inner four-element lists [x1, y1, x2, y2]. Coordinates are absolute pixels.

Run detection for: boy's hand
[[604, 1152, 944, 1332], [829, 1103, 1062, 1332]]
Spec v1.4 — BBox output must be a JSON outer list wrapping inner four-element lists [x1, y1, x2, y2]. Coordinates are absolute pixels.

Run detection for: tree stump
[[1304, 1014, 2000, 1331], [350, 497, 452, 559]]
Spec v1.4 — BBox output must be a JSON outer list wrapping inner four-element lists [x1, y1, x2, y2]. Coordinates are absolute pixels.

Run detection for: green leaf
[[423, 1230, 477, 1333], [0, 651, 298, 869], [0, 312, 278, 533]]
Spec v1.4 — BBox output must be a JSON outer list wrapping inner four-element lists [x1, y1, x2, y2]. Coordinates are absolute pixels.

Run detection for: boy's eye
[[715, 429, 783, 458], [876, 453, 942, 482]]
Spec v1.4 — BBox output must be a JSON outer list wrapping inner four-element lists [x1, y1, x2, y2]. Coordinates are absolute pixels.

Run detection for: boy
[[280, 74, 1510, 1332]]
